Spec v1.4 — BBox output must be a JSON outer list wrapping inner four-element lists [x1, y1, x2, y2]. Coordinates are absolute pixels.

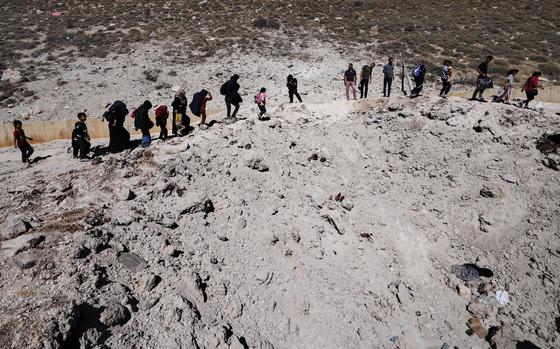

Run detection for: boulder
[[1, 69, 24, 83], [99, 303, 131, 327], [2, 215, 32, 240], [1, 233, 45, 257], [13, 250, 37, 269]]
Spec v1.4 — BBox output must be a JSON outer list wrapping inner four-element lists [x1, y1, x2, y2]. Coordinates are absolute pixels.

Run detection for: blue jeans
[[141, 132, 151, 148]]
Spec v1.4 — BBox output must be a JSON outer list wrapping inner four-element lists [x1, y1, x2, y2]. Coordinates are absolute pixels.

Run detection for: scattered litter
[[467, 318, 488, 338], [389, 335, 399, 344], [495, 290, 509, 305], [451, 264, 494, 281], [52, 11, 62, 17]]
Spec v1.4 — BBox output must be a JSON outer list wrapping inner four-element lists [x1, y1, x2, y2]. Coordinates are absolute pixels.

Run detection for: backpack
[[104, 100, 128, 122], [155, 105, 168, 119], [254, 92, 264, 105], [220, 82, 228, 96], [189, 90, 206, 116]]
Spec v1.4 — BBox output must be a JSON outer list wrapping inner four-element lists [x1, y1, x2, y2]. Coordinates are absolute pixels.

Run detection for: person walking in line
[[154, 105, 169, 140], [520, 72, 542, 108], [439, 60, 453, 98], [199, 91, 213, 128], [410, 62, 427, 98], [287, 75, 302, 103], [255, 88, 268, 120], [383, 58, 394, 97], [344, 63, 357, 100], [104, 100, 130, 153], [400, 61, 408, 96], [71, 112, 91, 159], [220, 74, 242, 119], [494, 69, 519, 104], [171, 89, 189, 134], [13, 119, 34, 164], [134, 100, 154, 148], [359, 63, 374, 99], [470, 55, 494, 102]]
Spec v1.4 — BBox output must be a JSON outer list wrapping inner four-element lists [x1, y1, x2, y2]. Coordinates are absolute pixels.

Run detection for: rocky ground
[[1, 93, 559, 348]]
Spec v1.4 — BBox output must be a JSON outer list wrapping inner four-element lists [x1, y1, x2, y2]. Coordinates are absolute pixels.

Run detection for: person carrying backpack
[[520, 72, 542, 108], [287, 75, 302, 103], [221, 74, 242, 119], [439, 60, 453, 98], [171, 89, 188, 134], [410, 62, 427, 98], [188, 89, 213, 129], [72, 112, 91, 159], [134, 100, 154, 148], [255, 88, 267, 120], [104, 100, 130, 153], [154, 105, 169, 140], [359, 63, 375, 99], [344, 63, 357, 100], [383, 58, 394, 97], [470, 55, 494, 102]]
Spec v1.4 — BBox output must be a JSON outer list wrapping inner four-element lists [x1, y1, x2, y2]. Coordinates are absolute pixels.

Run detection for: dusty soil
[[1, 95, 560, 348], [1, 1, 560, 348]]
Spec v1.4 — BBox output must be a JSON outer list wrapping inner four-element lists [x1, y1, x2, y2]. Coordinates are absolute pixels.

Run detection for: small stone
[[236, 217, 247, 230], [142, 273, 160, 292], [501, 174, 518, 184], [13, 251, 37, 269], [246, 158, 269, 172], [143, 295, 161, 310], [467, 295, 497, 319], [210, 257, 218, 264], [99, 303, 131, 327], [2, 215, 32, 240], [480, 186, 501, 198], [341, 200, 354, 211], [118, 188, 136, 201], [456, 284, 472, 299], [1, 69, 24, 83], [487, 325, 520, 348], [117, 252, 148, 272], [467, 318, 488, 338], [163, 245, 179, 257]]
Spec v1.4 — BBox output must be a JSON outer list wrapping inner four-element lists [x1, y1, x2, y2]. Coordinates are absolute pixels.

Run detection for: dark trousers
[[383, 77, 393, 97], [109, 125, 130, 153], [289, 89, 302, 103], [471, 78, 487, 100], [157, 118, 168, 139], [440, 79, 452, 95], [411, 76, 424, 96], [72, 139, 90, 158], [226, 98, 240, 118], [258, 105, 266, 116], [19, 144, 34, 163], [522, 91, 538, 107], [359, 79, 369, 98], [159, 125, 168, 139]]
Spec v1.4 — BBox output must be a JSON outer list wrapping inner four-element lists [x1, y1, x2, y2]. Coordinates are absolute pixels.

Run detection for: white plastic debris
[[496, 290, 509, 305]]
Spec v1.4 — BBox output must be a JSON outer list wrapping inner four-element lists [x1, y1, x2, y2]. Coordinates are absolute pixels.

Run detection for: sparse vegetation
[[0, 0, 558, 81]]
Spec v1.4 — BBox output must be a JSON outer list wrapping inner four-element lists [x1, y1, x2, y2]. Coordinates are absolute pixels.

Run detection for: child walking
[[71, 112, 91, 159], [13, 120, 34, 164], [439, 60, 453, 97], [255, 88, 267, 120], [494, 69, 519, 104]]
